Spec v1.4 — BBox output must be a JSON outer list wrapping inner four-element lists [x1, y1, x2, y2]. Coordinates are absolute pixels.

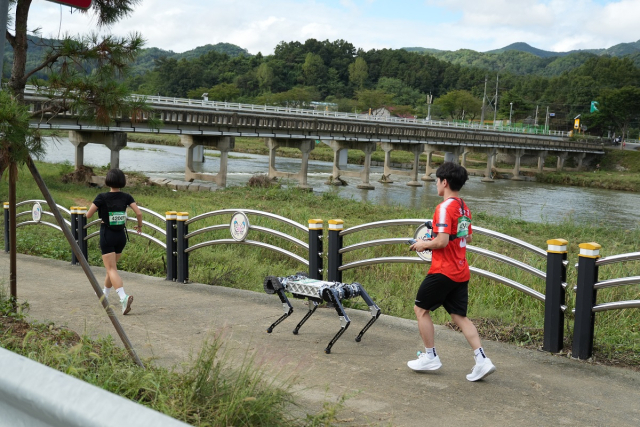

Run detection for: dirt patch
[[0, 316, 81, 347], [61, 166, 96, 185], [124, 172, 154, 187]]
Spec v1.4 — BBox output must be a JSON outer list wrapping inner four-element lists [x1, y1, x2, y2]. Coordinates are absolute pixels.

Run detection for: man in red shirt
[[408, 162, 496, 381]]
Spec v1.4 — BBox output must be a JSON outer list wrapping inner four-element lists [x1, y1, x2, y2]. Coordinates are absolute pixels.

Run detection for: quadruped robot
[[263, 274, 381, 354]]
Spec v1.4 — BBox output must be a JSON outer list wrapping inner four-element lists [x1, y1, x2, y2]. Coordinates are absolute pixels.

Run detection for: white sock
[[425, 347, 437, 359], [116, 287, 126, 301], [474, 347, 487, 363], [103, 287, 111, 297]]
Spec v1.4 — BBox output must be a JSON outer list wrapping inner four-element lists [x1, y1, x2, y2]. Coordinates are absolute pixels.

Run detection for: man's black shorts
[[414, 273, 469, 316], [99, 226, 127, 255]]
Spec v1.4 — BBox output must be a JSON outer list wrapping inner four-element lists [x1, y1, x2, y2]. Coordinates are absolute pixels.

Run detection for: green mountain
[[486, 42, 565, 58], [2, 38, 250, 78], [402, 40, 640, 75]]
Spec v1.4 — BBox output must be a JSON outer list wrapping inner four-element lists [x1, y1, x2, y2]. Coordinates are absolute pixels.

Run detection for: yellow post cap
[[177, 212, 189, 221], [547, 238, 568, 253], [579, 242, 601, 258], [328, 219, 344, 230], [166, 211, 177, 219], [308, 219, 323, 229]]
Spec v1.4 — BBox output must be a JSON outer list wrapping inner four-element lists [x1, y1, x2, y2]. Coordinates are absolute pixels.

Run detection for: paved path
[[2, 254, 639, 426]]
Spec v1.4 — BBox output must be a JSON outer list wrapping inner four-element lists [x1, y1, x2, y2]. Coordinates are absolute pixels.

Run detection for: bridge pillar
[[421, 146, 436, 182], [556, 151, 569, 171], [443, 147, 462, 164], [511, 148, 525, 181], [461, 148, 470, 168], [327, 141, 375, 190], [70, 140, 88, 170], [181, 135, 234, 187], [574, 152, 586, 170], [380, 142, 423, 187], [266, 138, 315, 189], [537, 151, 548, 173], [481, 148, 497, 183], [68, 131, 127, 170]]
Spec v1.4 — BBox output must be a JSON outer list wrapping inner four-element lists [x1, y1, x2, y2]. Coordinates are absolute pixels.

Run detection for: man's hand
[[410, 239, 430, 252]]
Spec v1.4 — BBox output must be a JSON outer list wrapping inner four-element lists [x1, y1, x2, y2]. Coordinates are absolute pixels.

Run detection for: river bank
[[123, 132, 640, 192], [41, 130, 639, 191]]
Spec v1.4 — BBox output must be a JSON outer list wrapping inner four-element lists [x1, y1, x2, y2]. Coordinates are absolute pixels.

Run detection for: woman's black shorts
[[414, 273, 469, 316], [99, 226, 127, 255]]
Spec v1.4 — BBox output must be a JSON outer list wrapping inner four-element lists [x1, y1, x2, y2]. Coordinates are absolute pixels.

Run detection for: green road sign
[[590, 101, 599, 113]]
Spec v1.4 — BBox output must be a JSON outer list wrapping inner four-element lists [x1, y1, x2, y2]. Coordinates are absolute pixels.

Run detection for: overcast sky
[[25, 0, 640, 55]]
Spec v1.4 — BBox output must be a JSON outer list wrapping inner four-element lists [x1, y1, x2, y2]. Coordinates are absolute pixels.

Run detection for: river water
[[40, 138, 639, 228]]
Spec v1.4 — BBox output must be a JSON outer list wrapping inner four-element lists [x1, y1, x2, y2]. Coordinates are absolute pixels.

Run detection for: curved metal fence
[[326, 218, 568, 353], [573, 246, 640, 359], [334, 218, 551, 303], [172, 209, 322, 283], [9, 199, 638, 360]]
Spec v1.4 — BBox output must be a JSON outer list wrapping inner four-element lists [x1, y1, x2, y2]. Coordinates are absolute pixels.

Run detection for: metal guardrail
[[0, 347, 189, 427], [173, 210, 323, 283]]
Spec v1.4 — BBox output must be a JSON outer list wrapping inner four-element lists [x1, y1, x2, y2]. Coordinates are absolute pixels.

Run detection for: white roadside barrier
[[0, 347, 190, 427]]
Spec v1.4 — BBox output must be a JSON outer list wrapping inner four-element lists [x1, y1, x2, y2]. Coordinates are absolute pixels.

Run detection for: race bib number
[[457, 215, 471, 238], [109, 211, 126, 226]]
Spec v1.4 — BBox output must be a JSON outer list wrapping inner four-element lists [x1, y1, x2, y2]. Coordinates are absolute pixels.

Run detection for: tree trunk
[[8, 0, 32, 99], [9, 162, 17, 309]]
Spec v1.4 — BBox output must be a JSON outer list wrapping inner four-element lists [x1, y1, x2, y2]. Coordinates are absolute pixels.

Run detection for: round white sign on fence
[[413, 223, 433, 262], [32, 202, 42, 223], [230, 211, 250, 241]]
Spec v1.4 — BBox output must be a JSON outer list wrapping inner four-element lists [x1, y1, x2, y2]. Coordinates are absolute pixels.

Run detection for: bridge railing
[[325, 218, 569, 352], [175, 210, 323, 284], [572, 244, 640, 359]]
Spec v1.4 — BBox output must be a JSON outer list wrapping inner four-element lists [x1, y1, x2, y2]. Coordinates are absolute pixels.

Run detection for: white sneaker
[[466, 358, 496, 381], [407, 353, 442, 371], [121, 294, 133, 315]]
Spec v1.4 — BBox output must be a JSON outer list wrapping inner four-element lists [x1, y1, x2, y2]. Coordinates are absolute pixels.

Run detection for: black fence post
[[176, 212, 189, 284], [308, 219, 323, 280], [165, 211, 177, 281], [327, 219, 343, 283], [4, 202, 9, 253], [71, 207, 78, 265], [543, 238, 568, 353], [572, 242, 601, 360], [77, 206, 88, 261]]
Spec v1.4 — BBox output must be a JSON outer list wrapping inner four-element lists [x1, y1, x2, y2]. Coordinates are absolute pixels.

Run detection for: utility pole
[[545, 106, 549, 133], [535, 105, 539, 127], [426, 93, 433, 121], [480, 74, 487, 128], [0, 0, 9, 91], [492, 74, 499, 126]]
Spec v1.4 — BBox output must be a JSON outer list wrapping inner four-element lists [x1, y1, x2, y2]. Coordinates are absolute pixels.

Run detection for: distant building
[[371, 106, 415, 119], [310, 101, 338, 111]]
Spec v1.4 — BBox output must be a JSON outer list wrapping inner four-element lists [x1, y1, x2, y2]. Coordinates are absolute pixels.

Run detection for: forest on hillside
[[5, 37, 640, 138], [125, 39, 640, 138]]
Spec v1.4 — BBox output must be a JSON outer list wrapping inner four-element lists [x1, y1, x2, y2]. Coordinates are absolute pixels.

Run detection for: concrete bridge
[[24, 87, 604, 190]]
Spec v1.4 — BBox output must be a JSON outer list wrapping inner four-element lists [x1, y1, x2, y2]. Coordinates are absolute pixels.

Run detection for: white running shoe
[[466, 358, 496, 381], [121, 294, 134, 315], [407, 353, 442, 372]]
